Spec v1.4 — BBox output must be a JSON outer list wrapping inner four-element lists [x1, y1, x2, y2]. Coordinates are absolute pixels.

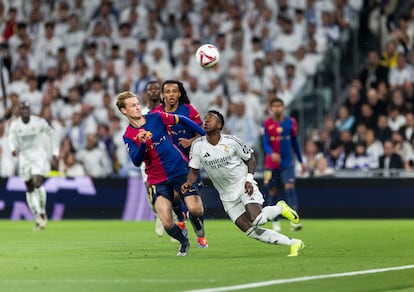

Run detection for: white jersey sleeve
[[229, 135, 253, 162], [188, 137, 202, 170]]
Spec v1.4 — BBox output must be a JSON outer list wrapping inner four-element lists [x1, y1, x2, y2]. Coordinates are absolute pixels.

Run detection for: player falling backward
[[182, 110, 305, 256], [8, 101, 59, 231]]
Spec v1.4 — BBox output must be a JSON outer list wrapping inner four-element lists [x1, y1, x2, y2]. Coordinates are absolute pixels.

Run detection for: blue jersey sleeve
[[124, 137, 146, 167], [176, 114, 206, 136], [262, 128, 272, 155], [291, 136, 303, 163]]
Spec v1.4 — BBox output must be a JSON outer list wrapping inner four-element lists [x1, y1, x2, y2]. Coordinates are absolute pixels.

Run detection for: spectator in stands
[[366, 88, 387, 120], [282, 57, 306, 97], [338, 129, 354, 156], [387, 106, 406, 132], [294, 45, 319, 77], [389, 54, 412, 90], [314, 157, 335, 177], [357, 103, 376, 130], [232, 79, 263, 134], [379, 140, 404, 173], [59, 151, 86, 177], [97, 123, 118, 173], [326, 142, 346, 170], [21, 76, 42, 115], [8, 67, 29, 98], [0, 119, 16, 177], [226, 101, 257, 149], [358, 50, 389, 89], [375, 114, 393, 143], [352, 123, 368, 144], [57, 59, 77, 98], [392, 14, 412, 54], [76, 133, 112, 178], [40, 105, 65, 145], [379, 39, 399, 69], [365, 128, 384, 163], [400, 112, 414, 142], [4, 92, 20, 120], [12, 43, 36, 76], [33, 21, 63, 78], [299, 138, 324, 177], [345, 141, 378, 171], [343, 84, 362, 118], [389, 88, 412, 113], [335, 105, 355, 133], [391, 131, 413, 170], [273, 16, 301, 54], [62, 13, 86, 64]]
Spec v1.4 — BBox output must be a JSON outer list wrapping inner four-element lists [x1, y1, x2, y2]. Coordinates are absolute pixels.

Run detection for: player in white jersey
[[182, 110, 305, 256], [8, 101, 59, 231]]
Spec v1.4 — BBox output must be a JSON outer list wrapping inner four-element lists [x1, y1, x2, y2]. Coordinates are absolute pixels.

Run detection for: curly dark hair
[[162, 80, 191, 104]]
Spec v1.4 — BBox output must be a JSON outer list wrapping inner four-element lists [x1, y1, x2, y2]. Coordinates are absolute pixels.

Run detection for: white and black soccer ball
[[195, 44, 220, 69]]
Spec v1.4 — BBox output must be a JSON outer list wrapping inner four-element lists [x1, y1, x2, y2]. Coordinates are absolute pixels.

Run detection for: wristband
[[246, 173, 255, 184]]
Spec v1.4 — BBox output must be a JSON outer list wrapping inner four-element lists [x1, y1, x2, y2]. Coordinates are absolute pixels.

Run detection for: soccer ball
[[195, 44, 220, 68]]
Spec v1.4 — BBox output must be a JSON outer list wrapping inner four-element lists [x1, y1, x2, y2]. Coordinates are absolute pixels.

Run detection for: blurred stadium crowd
[[0, 0, 412, 178]]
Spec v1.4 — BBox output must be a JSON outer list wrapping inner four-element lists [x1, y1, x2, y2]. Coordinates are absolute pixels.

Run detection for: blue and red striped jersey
[[152, 103, 202, 157], [123, 111, 189, 185], [262, 116, 303, 169]]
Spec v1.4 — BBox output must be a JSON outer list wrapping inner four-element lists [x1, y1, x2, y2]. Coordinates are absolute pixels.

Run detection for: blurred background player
[[153, 80, 207, 248], [262, 97, 305, 232], [7, 101, 59, 231], [116, 91, 206, 256], [182, 110, 305, 257]]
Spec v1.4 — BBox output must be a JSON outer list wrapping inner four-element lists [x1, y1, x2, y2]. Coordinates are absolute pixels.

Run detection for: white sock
[[26, 191, 41, 220], [246, 226, 292, 246], [252, 205, 282, 226], [35, 186, 47, 214]]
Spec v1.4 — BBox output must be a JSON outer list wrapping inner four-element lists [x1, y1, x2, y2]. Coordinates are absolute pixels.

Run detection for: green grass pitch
[[0, 219, 413, 292]]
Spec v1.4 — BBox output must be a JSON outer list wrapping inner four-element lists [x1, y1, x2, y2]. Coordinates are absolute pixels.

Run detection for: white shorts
[[222, 184, 264, 222], [19, 159, 49, 182]]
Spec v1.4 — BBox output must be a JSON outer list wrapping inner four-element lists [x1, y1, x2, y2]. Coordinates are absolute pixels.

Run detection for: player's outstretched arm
[[176, 114, 206, 136]]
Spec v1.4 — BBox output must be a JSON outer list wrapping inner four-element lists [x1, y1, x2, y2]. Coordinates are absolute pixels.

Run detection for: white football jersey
[[189, 134, 253, 202], [8, 115, 59, 165]]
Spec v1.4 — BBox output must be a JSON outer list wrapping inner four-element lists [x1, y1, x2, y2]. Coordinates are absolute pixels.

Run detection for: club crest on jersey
[[145, 131, 153, 139], [223, 146, 230, 153], [277, 127, 283, 134]]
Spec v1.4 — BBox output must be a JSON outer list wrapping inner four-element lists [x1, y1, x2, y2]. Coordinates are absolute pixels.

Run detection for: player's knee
[[164, 222, 175, 230], [32, 176, 43, 188], [188, 205, 203, 217]]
